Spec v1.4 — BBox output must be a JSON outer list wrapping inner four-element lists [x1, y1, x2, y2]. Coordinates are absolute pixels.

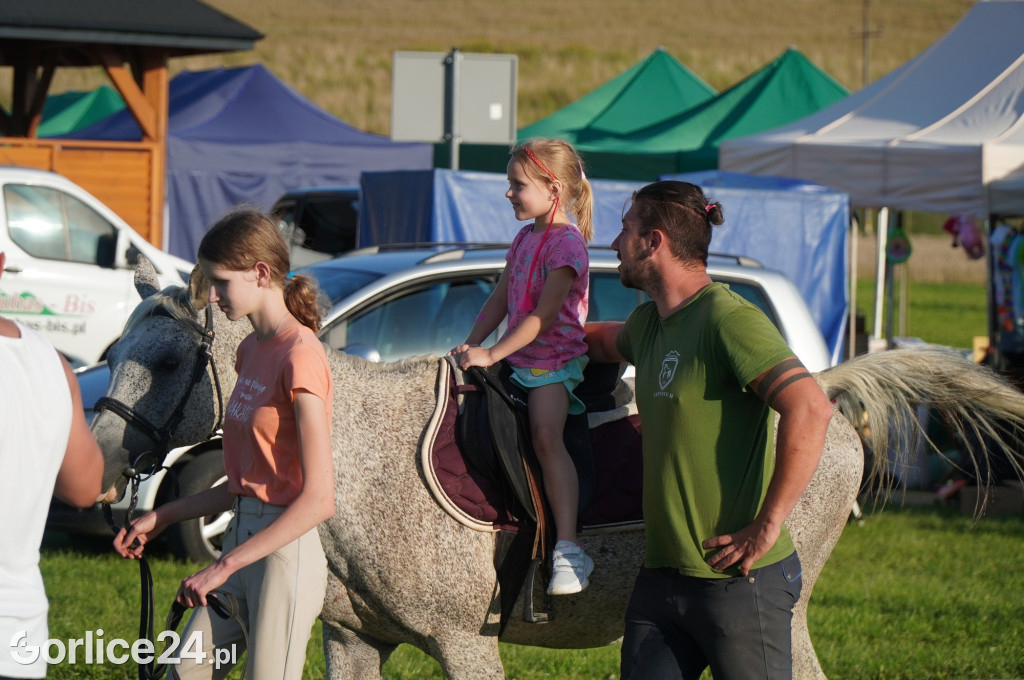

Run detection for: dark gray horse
[[92, 259, 1024, 679]]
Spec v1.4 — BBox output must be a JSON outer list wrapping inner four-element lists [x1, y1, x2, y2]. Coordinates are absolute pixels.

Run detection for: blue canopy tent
[[62, 64, 432, 260], [359, 168, 849, 363]]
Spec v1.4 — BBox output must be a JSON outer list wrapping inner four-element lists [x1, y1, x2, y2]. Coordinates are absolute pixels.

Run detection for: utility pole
[[851, 0, 883, 87]]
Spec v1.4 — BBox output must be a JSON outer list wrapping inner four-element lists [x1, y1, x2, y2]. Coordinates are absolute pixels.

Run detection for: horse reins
[[96, 302, 242, 680]]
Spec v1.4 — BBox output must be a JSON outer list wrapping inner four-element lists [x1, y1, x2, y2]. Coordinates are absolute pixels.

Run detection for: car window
[[299, 197, 359, 254], [720, 280, 779, 327], [330, 277, 499, 361], [63, 192, 119, 266], [302, 267, 381, 303], [590, 269, 780, 329], [5, 184, 66, 260], [4, 184, 118, 266], [588, 271, 647, 322]]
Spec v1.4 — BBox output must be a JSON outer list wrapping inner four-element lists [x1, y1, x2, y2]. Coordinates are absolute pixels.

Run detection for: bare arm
[[703, 357, 833, 575], [114, 481, 235, 559], [584, 321, 627, 364], [456, 266, 575, 369], [176, 390, 336, 606], [53, 354, 104, 508]]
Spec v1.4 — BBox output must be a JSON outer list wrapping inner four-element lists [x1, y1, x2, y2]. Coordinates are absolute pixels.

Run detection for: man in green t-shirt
[[585, 181, 834, 680]]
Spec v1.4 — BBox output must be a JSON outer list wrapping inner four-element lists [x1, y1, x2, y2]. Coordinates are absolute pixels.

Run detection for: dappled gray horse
[[92, 259, 1024, 680]]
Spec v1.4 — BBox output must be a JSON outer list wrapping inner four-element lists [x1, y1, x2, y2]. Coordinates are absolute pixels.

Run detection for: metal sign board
[[392, 50, 517, 146]]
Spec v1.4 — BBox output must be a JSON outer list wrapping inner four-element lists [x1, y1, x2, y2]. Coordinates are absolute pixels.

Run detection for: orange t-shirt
[[224, 324, 333, 505]]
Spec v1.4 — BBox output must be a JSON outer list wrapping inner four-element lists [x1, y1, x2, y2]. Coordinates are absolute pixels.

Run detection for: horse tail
[[813, 346, 1024, 515]]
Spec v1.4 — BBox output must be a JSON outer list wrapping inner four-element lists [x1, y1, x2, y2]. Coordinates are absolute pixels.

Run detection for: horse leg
[[322, 621, 397, 680], [787, 412, 864, 680], [431, 631, 505, 680]]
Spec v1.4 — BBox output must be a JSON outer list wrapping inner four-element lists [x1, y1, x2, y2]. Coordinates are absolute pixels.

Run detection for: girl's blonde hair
[[197, 207, 327, 331], [510, 137, 594, 241]]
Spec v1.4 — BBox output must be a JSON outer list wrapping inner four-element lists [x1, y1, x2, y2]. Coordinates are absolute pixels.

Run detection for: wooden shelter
[[0, 0, 261, 248]]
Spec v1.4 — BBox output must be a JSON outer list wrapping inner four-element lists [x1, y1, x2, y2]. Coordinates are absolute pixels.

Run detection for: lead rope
[[105, 483, 248, 680]]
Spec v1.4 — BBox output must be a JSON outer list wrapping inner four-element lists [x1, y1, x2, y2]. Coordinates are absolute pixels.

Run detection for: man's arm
[[584, 321, 627, 364], [52, 354, 104, 508], [703, 357, 833, 575]]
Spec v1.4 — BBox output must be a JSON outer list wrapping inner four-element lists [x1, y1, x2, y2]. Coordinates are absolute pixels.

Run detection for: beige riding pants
[[171, 496, 328, 680]]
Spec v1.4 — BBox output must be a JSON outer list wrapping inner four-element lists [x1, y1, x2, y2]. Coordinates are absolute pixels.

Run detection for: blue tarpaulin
[[359, 168, 849, 363], [62, 65, 433, 261]]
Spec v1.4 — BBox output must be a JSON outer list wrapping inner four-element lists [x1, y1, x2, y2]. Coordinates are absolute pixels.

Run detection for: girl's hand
[[176, 560, 233, 608], [456, 345, 494, 370], [448, 343, 478, 356], [113, 511, 166, 560]]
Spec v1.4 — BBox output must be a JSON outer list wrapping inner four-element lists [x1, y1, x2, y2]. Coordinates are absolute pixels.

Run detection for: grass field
[[16, 0, 976, 137], [39, 505, 1024, 679]]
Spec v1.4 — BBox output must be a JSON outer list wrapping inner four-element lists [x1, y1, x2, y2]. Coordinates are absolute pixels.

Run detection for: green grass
[[38, 505, 1024, 679], [855, 279, 987, 351]]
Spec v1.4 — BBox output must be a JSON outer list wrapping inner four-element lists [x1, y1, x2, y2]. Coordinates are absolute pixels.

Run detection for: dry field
[[856, 233, 986, 284], [29, 0, 975, 137]]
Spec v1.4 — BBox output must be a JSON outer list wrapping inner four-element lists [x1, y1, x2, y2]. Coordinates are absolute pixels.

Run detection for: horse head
[[93, 256, 247, 500]]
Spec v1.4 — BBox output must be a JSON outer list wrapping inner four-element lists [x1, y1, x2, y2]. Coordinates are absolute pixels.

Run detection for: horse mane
[[124, 285, 195, 335]]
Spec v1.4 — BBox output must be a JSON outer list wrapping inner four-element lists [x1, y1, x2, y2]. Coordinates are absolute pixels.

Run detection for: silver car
[[51, 244, 829, 562]]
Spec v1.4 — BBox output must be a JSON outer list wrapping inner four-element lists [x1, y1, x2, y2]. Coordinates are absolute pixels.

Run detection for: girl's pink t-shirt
[[224, 324, 334, 506], [503, 223, 589, 370]]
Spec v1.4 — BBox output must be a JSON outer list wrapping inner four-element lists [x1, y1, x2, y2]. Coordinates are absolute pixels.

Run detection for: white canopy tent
[[720, 0, 1024, 354], [990, 166, 1024, 217], [719, 0, 1024, 218]]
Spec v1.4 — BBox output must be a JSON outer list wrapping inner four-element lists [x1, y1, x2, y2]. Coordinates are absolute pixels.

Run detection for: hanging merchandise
[[942, 215, 985, 259], [886, 223, 912, 263]]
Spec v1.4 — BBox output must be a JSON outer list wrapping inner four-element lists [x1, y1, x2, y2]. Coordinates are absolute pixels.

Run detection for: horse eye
[[156, 357, 182, 374]]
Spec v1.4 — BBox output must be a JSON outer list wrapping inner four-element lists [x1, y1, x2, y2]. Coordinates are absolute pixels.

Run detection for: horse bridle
[[95, 302, 235, 680], [95, 303, 225, 481]]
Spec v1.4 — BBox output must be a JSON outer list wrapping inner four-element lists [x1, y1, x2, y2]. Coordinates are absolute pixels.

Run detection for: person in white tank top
[[0, 251, 104, 679]]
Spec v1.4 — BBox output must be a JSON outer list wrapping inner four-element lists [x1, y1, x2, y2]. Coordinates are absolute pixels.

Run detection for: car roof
[[303, 242, 766, 277]]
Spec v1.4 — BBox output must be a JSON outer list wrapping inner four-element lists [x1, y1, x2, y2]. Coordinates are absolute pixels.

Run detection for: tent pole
[[848, 213, 858, 360], [873, 207, 889, 345], [985, 215, 996, 364]]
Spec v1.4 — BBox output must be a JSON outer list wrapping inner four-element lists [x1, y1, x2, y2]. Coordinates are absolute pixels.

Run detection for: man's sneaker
[[547, 540, 594, 595]]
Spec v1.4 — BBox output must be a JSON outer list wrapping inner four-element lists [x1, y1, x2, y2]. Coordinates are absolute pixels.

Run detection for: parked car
[[271, 185, 360, 268], [0, 166, 193, 366], [51, 244, 830, 562]]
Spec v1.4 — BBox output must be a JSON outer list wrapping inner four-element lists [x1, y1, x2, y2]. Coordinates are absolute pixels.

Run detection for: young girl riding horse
[[451, 137, 596, 595]]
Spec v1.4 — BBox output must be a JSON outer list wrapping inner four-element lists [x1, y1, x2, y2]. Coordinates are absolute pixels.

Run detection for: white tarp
[[990, 167, 1024, 216], [720, 0, 1024, 217]]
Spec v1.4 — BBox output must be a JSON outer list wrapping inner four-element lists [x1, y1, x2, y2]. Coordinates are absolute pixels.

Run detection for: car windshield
[[296, 266, 382, 304]]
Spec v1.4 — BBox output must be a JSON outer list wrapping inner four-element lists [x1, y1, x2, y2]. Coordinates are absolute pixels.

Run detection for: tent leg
[[872, 207, 889, 347], [849, 214, 859, 360]]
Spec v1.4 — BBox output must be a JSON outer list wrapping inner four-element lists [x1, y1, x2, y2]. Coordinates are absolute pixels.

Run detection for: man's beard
[[619, 252, 659, 296]]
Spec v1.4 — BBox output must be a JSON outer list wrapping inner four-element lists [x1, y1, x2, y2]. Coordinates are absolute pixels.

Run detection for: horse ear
[[134, 255, 161, 300], [188, 264, 210, 310]]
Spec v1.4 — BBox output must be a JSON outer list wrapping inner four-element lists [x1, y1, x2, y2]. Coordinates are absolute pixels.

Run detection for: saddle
[[421, 356, 643, 633]]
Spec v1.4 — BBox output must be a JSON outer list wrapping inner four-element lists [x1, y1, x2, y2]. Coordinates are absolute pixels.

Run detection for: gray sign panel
[[392, 50, 517, 145]]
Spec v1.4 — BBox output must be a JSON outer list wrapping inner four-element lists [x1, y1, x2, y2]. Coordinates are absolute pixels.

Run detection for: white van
[[0, 166, 194, 365]]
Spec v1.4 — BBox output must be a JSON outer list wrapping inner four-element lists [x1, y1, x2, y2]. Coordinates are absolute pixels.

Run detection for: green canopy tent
[[38, 85, 125, 137], [574, 47, 849, 180], [520, 46, 716, 141], [439, 47, 716, 173]]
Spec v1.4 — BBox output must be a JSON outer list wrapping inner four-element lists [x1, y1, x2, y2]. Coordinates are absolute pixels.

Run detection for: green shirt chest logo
[[659, 350, 680, 391]]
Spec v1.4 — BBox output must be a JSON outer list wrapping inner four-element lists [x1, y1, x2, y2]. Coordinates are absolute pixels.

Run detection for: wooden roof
[[0, 0, 263, 249], [0, 0, 262, 63]]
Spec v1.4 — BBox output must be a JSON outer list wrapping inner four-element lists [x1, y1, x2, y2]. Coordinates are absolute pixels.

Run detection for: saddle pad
[[422, 358, 644, 533], [422, 358, 520, 531]]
